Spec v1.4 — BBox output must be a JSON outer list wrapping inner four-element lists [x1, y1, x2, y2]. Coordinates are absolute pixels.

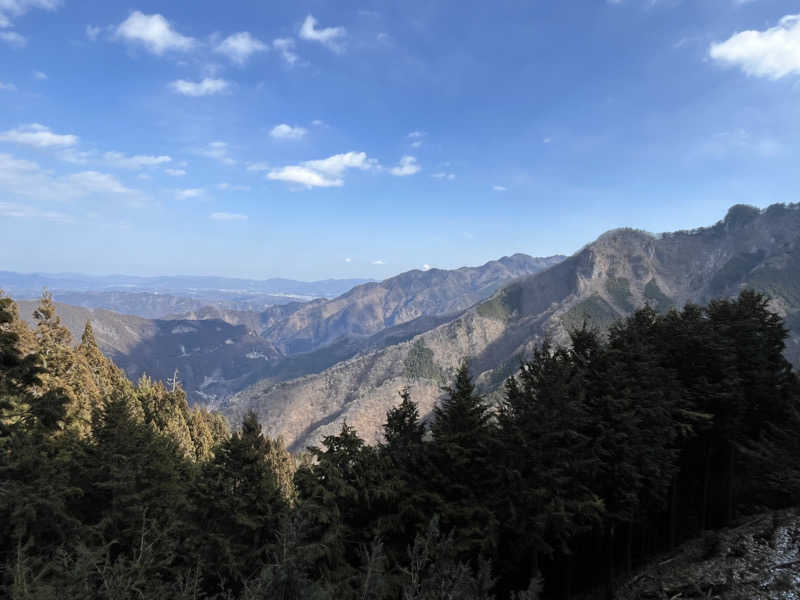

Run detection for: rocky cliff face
[[226, 203, 800, 451]]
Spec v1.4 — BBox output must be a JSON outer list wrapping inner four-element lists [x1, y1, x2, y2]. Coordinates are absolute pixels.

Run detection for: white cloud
[[103, 151, 171, 169], [306, 151, 377, 175], [270, 123, 307, 140], [0, 201, 71, 222], [210, 212, 247, 221], [543, 137, 552, 144], [372, 259, 385, 265], [0, 81, 16, 91], [170, 78, 229, 96], [176, 188, 203, 199], [408, 131, 426, 147], [164, 168, 186, 176], [0, 123, 77, 148], [710, 15, 800, 79], [67, 170, 133, 194], [215, 31, 267, 64], [115, 11, 194, 55], [246, 162, 271, 172], [196, 141, 235, 165], [85, 24, 101, 41], [32, 70, 47, 80], [432, 172, 455, 180], [216, 182, 250, 191], [0, 0, 59, 29], [493, 185, 508, 191], [0, 31, 26, 48], [273, 37, 300, 65], [267, 165, 343, 188], [299, 14, 346, 52], [311, 119, 326, 127], [422, 264, 431, 271], [344, 257, 352, 263], [0, 152, 139, 206], [390, 155, 420, 176], [268, 151, 378, 188]]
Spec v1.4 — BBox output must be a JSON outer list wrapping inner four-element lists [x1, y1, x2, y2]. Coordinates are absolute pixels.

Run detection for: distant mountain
[[1, 272, 371, 305], [2, 271, 373, 319], [9, 290, 304, 320], [14, 253, 564, 406], [254, 254, 566, 355], [225, 203, 800, 451]]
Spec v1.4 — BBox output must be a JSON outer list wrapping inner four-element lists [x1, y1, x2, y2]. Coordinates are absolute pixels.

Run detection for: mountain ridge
[[225, 203, 800, 451]]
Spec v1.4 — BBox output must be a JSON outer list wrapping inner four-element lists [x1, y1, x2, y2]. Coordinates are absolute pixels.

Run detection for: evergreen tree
[[429, 361, 499, 562], [190, 411, 287, 593]]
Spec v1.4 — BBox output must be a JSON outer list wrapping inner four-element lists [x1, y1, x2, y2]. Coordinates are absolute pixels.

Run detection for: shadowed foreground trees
[[1, 289, 799, 599]]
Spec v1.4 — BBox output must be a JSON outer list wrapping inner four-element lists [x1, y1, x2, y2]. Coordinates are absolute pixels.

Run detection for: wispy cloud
[[170, 78, 229, 96], [0, 201, 72, 222], [210, 212, 247, 221], [114, 11, 195, 55], [164, 168, 186, 176], [0, 123, 78, 148], [270, 124, 307, 140], [103, 151, 171, 169], [709, 15, 800, 79], [215, 31, 267, 65], [176, 188, 203, 199], [493, 185, 508, 192], [0, 0, 59, 32], [0, 81, 17, 91], [0, 152, 139, 205], [432, 172, 455, 180], [67, 170, 133, 194], [408, 130, 427, 148], [273, 37, 300, 65], [299, 14, 346, 53], [195, 141, 235, 165], [216, 182, 251, 191], [0, 31, 26, 48], [85, 25, 102, 41], [372, 259, 385, 265], [390, 155, 420, 176]]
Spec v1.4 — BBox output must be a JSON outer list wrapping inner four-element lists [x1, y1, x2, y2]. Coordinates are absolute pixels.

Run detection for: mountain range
[[1, 272, 372, 318], [223, 203, 800, 451], [13, 253, 563, 406], [11, 203, 800, 452]]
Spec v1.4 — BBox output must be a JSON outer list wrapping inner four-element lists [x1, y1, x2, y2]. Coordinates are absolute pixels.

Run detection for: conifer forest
[[2, 288, 800, 599]]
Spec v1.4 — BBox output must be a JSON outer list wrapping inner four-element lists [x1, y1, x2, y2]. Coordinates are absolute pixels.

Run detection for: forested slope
[[2, 288, 800, 599]]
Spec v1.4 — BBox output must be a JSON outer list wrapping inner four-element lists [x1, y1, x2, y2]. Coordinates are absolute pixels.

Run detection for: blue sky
[[1, 0, 799, 280]]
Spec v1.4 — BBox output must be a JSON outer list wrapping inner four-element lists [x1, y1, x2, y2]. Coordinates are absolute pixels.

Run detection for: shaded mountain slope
[[15, 301, 282, 404], [226, 203, 800, 451]]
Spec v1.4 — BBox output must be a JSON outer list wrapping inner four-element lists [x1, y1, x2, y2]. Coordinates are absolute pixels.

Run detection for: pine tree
[[190, 411, 287, 593], [429, 361, 499, 562]]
